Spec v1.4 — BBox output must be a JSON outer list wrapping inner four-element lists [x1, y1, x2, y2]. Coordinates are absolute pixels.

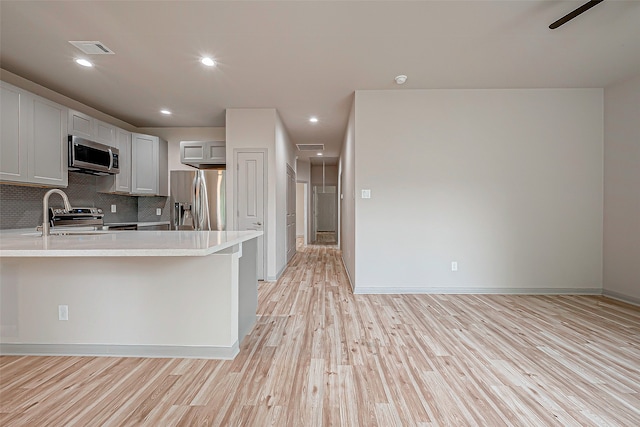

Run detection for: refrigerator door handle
[[200, 171, 211, 231], [192, 172, 201, 230]]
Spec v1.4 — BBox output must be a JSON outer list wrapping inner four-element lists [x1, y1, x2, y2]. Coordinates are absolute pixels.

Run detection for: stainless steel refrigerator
[[170, 170, 226, 230]]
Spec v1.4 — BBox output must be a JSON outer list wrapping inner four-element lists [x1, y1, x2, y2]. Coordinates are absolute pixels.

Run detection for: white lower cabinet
[[0, 81, 68, 187]]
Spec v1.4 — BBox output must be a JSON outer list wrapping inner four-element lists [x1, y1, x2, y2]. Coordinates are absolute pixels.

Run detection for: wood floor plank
[[1, 244, 639, 426]]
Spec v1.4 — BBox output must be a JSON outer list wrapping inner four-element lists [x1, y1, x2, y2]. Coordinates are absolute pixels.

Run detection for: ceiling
[[1, 1, 639, 162]]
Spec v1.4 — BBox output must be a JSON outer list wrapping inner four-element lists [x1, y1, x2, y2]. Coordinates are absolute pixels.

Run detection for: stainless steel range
[[49, 207, 104, 228]]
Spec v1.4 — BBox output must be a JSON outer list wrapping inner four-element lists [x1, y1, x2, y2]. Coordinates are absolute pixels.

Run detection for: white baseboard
[[266, 263, 288, 281], [353, 287, 603, 295], [602, 290, 640, 307], [340, 256, 354, 292], [0, 342, 240, 360]]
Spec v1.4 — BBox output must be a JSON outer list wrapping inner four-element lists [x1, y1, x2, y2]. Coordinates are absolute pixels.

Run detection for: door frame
[[286, 164, 296, 263], [302, 182, 308, 245], [294, 181, 309, 246], [337, 171, 341, 248], [233, 148, 268, 280]]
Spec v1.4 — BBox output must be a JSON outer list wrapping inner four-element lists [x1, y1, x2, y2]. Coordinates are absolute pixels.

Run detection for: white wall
[[311, 165, 339, 186], [275, 112, 296, 276], [603, 74, 640, 304], [225, 108, 295, 280], [352, 89, 603, 293], [226, 109, 277, 279], [138, 127, 225, 172], [340, 99, 356, 288], [296, 159, 310, 183]]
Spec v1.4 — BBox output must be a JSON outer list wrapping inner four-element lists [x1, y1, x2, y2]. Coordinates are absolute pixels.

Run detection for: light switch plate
[[58, 305, 68, 321], [361, 189, 371, 199]]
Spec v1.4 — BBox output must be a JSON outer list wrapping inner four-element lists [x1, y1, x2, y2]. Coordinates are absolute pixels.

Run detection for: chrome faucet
[[42, 189, 72, 236]]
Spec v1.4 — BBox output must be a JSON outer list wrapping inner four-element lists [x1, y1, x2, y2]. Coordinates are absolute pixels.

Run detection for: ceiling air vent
[[296, 144, 324, 151], [69, 41, 115, 55]]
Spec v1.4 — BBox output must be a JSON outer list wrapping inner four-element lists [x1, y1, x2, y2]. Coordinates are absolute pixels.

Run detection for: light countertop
[[0, 229, 262, 257]]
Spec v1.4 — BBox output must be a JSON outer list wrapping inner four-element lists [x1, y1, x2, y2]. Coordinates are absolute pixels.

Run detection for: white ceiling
[[1, 1, 639, 162]]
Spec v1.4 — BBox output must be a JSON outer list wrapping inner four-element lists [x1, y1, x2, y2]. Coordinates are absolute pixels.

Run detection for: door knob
[[254, 222, 262, 226]]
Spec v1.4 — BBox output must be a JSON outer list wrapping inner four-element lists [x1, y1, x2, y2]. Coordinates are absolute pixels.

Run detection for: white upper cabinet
[[29, 96, 68, 186], [97, 128, 132, 194], [0, 81, 68, 187], [131, 133, 168, 196], [180, 140, 226, 168], [68, 109, 93, 139], [93, 119, 116, 145], [131, 133, 158, 195], [69, 109, 116, 146], [115, 129, 132, 193], [0, 83, 26, 181], [69, 108, 135, 194], [3, 85, 167, 194]]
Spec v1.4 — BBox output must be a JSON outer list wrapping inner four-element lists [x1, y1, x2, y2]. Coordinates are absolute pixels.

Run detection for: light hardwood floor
[[1, 245, 639, 426]]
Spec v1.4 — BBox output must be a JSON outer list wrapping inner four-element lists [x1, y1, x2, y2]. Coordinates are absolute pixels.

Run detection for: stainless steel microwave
[[68, 135, 119, 175]]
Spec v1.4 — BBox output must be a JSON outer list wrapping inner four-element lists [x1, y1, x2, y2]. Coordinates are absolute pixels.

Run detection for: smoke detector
[[395, 75, 408, 85]]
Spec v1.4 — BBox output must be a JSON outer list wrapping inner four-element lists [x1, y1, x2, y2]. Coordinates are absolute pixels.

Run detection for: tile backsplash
[[0, 173, 169, 229], [138, 196, 171, 223]]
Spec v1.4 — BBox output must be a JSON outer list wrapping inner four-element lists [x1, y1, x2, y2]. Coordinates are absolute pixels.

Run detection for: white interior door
[[236, 151, 265, 280]]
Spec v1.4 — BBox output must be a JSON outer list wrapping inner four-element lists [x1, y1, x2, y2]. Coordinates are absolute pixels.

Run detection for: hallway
[[1, 245, 639, 425]]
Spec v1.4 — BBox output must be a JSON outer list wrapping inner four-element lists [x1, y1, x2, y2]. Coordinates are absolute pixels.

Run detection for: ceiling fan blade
[[549, 0, 605, 29]]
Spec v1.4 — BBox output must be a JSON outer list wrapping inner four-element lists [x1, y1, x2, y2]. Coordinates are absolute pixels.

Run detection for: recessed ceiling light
[[75, 58, 93, 67], [160, 109, 172, 115], [309, 117, 318, 123], [317, 152, 323, 156], [201, 57, 216, 67]]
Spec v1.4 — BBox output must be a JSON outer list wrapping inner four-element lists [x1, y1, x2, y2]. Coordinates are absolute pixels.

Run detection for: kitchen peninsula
[[0, 230, 262, 359]]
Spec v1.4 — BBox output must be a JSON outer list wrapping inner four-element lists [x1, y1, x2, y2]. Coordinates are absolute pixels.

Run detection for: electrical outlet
[[58, 305, 68, 321], [361, 189, 371, 199], [156, 208, 162, 216], [451, 261, 458, 272], [111, 204, 117, 213]]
